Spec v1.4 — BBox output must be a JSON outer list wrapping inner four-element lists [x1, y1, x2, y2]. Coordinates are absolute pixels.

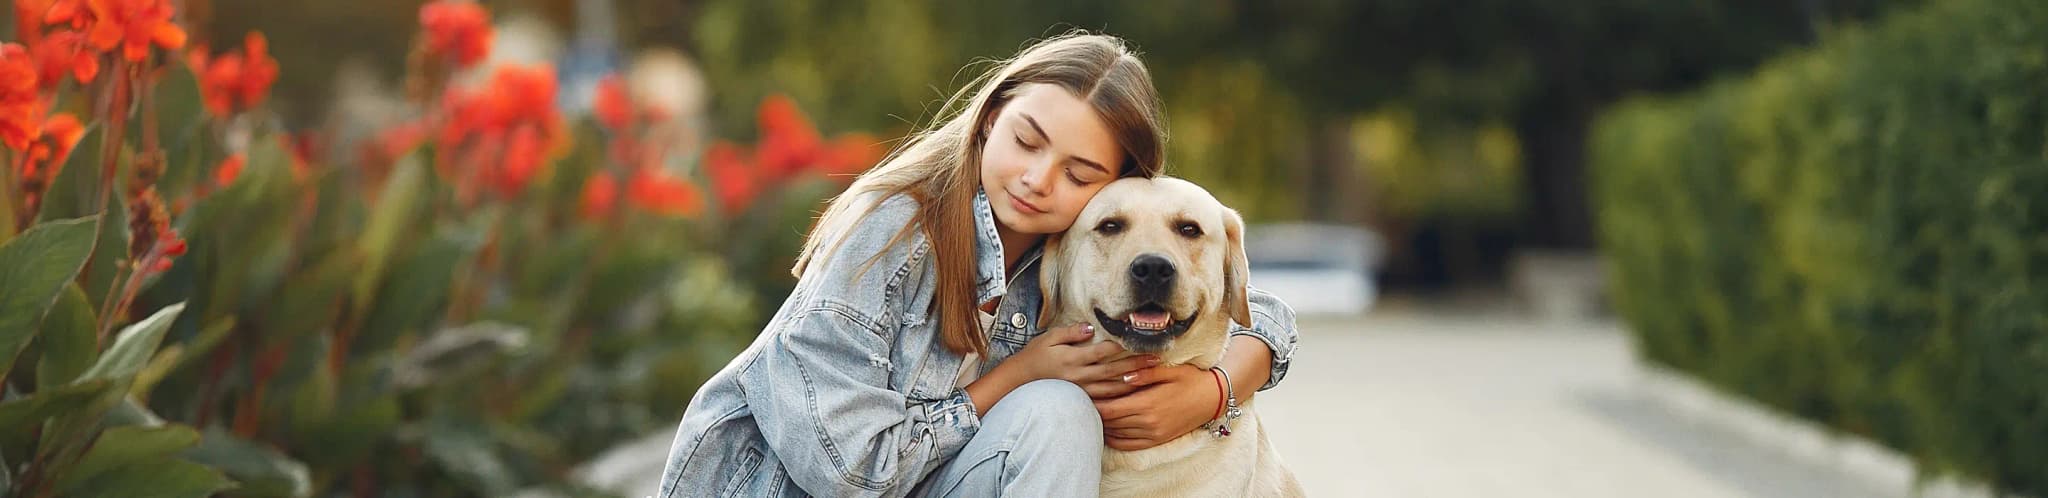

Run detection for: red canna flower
[[380, 120, 428, 156], [627, 167, 703, 218], [82, 0, 185, 62], [704, 140, 757, 214], [212, 152, 243, 187], [0, 43, 44, 152], [19, 112, 81, 178], [29, 29, 96, 90], [17, 111, 79, 178], [438, 64, 560, 144], [753, 94, 822, 183], [493, 124, 543, 198], [435, 85, 485, 146], [593, 74, 632, 131], [436, 64, 566, 201], [14, 0, 58, 46], [693, 94, 882, 216], [38, 0, 91, 31], [14, 112, 82, 223], [819, 133, 882, 177], [486, 64, 562, 132], [364, 119, 427, 172], [193, 32, 277, 118], [578, 172, 618, 220], [418, 0, 491, 68]]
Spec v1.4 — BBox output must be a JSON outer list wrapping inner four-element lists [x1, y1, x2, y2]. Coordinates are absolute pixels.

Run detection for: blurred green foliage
[[1591, 0, 2048, 492]]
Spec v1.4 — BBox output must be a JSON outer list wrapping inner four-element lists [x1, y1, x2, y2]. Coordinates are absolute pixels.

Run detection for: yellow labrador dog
[[1038, 177, 1304, 497]]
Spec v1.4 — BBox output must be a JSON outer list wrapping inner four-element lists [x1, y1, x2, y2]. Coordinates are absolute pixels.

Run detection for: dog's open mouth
[[1093, 304, 1197, 350]]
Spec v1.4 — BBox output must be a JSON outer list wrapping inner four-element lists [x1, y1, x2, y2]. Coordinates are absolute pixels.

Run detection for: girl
[[657, 33, 1299, 498]]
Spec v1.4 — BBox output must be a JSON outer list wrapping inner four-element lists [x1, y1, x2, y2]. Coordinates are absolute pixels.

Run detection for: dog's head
[[1038, 177, 1252, 364]]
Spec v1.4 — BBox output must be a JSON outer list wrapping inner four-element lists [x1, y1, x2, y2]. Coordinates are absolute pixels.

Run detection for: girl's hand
[[1093, 364, 1219, 451], [1008, 323, 1158, 384]]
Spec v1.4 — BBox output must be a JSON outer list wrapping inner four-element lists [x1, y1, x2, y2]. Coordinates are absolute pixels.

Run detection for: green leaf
[[262, 250, 361, 348], [129, 342, 183, 400], [169, 316, 235, 374], [100, 396, 166, 428], [0, 184, 13, 242], [420, 418, 516, 496], [391, 322, 529, 390], [155, 63, 205, 162], [353, 153, 430, 317], [240, 130, 295, 196], [183, 427, 312, 498], [34, 127, 102, 223], [79, 184, 129, 310], [53, 457, 234, 498], [286, 388, 398, 469], [0, 379, 112, 435], [50, 424, 201, 491], [36, 284, 97, 390], [115, 316, 230, 415], [357, 234, 471, 354], [0, 216, 100, 377], [77, 303, 186, 383], [36, 315, 183, 472], [31, 136, 132, 311]]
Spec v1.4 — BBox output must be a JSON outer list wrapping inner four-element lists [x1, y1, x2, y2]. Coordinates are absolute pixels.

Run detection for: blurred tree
[[43, 0, 1915, 266], [678, 0, 1910, 252], [1106, 0, 1912, 247]]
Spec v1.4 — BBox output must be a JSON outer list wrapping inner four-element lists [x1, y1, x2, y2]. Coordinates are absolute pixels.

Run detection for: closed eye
[[1014, 136, 1039, 152]]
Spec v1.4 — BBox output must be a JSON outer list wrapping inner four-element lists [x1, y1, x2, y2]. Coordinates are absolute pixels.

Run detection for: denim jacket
[[656, 190, 1299, 498]]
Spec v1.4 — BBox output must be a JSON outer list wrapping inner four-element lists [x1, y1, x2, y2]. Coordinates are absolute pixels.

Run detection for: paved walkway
[[1259, 309, 1898, 498], [574, 308, 1907, 497]]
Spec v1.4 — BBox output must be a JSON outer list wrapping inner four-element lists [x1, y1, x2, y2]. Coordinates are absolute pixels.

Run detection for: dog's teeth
[[1128, 311, 1170, 330]]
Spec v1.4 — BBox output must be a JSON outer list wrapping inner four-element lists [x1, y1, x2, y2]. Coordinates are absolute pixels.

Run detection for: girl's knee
[[1007, 379, 1101, 433]]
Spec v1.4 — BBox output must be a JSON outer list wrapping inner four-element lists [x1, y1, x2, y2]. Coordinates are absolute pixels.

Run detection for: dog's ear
[[1223, 208, 1254, 328], [1035, 233, 1064, 330]]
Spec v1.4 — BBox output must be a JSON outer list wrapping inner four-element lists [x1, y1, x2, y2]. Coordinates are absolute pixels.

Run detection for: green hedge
[[1590, 0, 2048, 493]]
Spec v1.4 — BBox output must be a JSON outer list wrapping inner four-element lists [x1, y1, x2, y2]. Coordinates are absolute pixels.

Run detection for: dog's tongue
[[1128, 310, 1171, 331]]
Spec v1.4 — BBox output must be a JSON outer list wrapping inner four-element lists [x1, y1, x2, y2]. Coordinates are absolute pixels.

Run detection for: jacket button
[[1010, 313, 1028, 329]]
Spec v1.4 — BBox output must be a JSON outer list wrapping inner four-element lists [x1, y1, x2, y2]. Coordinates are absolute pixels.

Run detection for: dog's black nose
[[1129, 254, 1176, 290]]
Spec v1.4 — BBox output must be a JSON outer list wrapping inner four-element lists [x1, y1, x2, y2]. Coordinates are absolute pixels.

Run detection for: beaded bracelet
[[1206, 366, 1241, 437]]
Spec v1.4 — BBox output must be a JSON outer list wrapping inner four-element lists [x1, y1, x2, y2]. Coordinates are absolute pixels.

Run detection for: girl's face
[[979, 83, 1124, 237]]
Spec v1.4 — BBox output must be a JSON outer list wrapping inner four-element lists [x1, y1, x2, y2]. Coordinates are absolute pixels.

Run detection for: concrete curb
[[1634, 362, 2005, 498]]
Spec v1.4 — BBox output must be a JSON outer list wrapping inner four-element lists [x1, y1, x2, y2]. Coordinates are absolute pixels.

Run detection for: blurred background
[[1, 0, 2042, 497]]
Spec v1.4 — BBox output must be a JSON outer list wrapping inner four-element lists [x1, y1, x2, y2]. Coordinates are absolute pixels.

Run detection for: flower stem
[[3, 148, 21, 234], [92, 58, 131, 216], [92, 262, 135, 347]]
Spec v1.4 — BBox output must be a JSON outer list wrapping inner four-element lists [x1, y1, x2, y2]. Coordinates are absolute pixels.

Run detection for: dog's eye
[[1178, 223, 1203, 238], [1095, 219, 1124, 235]]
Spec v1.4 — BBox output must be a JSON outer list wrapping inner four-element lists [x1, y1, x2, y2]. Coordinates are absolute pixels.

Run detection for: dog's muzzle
[[1094, 254, 1197, 353]]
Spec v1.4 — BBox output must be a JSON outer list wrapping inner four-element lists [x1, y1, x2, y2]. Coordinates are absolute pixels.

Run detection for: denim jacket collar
[[973, 189, 1039, 305]]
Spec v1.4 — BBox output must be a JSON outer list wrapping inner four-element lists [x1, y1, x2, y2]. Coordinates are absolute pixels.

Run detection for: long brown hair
[[792, 32, 1168, 355]]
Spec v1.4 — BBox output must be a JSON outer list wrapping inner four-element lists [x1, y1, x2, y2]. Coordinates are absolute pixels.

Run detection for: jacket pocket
[[718, 446, 765, 498]]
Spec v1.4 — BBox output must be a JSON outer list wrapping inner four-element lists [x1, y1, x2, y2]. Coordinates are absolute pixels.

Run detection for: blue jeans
[[912, 379, 1103, 497]]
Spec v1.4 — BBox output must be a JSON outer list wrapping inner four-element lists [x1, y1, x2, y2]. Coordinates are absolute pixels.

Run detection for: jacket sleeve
[[1231, 286, 1299, 391], [740, 303, 980, 497]]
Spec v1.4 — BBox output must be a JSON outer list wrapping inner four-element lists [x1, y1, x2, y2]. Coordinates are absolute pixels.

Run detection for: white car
[[1244, 223, 1383, 316]]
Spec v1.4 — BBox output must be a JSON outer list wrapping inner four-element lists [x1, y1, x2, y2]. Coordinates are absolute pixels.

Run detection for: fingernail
[[1146, 356, 1162, 366], [1122, 373, 1137, 383], [1084, 324, 1094, 334]]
